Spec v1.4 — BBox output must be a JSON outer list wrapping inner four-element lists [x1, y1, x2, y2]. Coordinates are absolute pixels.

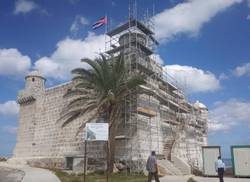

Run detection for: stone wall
[[13, 70, 208, 172]]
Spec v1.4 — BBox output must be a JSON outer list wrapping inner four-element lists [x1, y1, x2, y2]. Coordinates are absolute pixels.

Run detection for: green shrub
[[52, 169, 147, 182], [187, 177, 197, 182]]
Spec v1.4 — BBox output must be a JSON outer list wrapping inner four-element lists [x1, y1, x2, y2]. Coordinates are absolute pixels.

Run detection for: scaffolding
[[104, 1, 207, 172]]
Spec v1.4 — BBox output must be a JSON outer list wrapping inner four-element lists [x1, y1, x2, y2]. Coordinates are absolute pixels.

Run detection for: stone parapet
[[17, 90, 35, 104]]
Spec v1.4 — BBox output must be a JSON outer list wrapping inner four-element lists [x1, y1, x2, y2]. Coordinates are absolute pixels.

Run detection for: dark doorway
[[66, 157, 73, 170]]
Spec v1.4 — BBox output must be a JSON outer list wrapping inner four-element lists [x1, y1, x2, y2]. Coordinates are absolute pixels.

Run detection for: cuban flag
[[92, 16, 107, 30]]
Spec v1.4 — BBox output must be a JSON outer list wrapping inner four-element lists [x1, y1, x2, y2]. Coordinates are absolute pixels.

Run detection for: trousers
[[148, 172, 160, 182], [218, 168, 224, 182]]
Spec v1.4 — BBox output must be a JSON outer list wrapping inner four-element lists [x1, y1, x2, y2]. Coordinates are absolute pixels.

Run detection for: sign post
[[106, 141, 109, 182], [83, 141, 87, 182], [84, 123, 109, 182]]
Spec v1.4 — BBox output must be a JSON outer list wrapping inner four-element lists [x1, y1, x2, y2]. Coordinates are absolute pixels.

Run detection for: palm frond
[[126, 75, 145, 89], [71, 68, 93, 78], [61, 111, 81, 127], [61, 103, 97, 127], [66, 96, 95, 109], [64, 88, 90, 98], [72, 75, 85, 80], [58, 109, 82, 125], [61, 53, 145, 132], [81, 57, 107, 86], [74, 82, 94, 90], [75, 111, 98, 136]]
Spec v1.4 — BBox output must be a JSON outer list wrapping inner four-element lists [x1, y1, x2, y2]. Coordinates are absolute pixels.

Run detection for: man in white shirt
[[146, 151, 160, 182], [215, 156, 225, 182]]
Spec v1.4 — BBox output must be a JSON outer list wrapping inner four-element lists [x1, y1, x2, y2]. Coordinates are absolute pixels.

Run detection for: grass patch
[[53, 170, 147, 182], [0, 158, 7, 162], [187, 177, 197, 182]]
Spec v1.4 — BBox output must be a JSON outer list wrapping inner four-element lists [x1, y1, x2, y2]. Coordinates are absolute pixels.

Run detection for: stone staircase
[[157, 159, 182, 176], [160, 137, 192, 176], [158, 139, 192, 176], [163, 139, 175, 160], [158, 157, 191, 176], [171, 156, 191, 175]]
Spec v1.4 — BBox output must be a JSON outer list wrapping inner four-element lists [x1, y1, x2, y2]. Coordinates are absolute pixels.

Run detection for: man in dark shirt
[[146, 151, 160, 182]]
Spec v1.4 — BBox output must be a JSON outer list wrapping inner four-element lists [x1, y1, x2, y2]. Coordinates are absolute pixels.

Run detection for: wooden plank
[[136, 107, 156, 117]]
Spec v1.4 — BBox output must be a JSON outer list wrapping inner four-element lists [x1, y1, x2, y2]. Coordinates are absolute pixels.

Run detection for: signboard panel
[[231, 145, 250, 177], [85, 123, 109, 141], [202, 146, 221, 176]]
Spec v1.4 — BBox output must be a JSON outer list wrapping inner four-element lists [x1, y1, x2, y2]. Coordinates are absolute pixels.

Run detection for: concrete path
[[158, 175, 250, 182], [0, 162, 61, 182], [193, 176, 250, 182], [158, 175, 192, 182]]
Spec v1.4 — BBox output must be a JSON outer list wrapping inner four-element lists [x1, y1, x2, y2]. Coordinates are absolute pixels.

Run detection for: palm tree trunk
[[108, 124, 116, 173], [107, 105, 121, 173]]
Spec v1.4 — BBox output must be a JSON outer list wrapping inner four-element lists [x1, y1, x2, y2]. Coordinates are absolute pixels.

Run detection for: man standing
[[146, 151, 160, 182], [215, 156, 225, 182]]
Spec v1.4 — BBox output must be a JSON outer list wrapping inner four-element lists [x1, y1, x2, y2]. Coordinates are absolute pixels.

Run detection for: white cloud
[[70, 15, 89, 35], [219, 73, 229, 80], [14, 0, 38, 15], [163, 65, 221, 93], [0, 101, 19, 117], [209, 99, 250, 132], [34, 57, 60, 78], [247, 14, 250, 20], [1, 126, 17, 134], [0, 48, 31, 76], [34, 32, 105, 80], [234, 62, 250, 77], [153, 0, 242, 42]]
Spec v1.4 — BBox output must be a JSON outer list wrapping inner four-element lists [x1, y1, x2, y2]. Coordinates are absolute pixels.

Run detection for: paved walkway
[[158, 175, 191, 182], [193, 176, 250, 182], [0, 166, 24, 182], [158, 175, 250, 182], [0, 162, 61, 182]]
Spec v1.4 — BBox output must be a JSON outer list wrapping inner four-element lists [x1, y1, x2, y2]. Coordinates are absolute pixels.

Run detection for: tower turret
[[14, 70, 45, 158], [119, 32, 147, 47], [24, 70, 46, 96], [17, 70, 46, 104]]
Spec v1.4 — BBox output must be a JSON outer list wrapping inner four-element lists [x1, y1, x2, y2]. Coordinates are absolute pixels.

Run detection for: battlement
[[17, 90, 36, 104]]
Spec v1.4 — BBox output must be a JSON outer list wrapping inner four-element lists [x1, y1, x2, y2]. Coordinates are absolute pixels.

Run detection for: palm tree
[[60, 54, 145, 173]]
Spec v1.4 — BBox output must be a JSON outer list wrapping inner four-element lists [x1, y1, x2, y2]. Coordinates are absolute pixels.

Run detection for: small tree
[[60, 54, 145, 173]]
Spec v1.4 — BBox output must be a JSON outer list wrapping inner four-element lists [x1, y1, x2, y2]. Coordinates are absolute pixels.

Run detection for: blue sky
[[0, 0, 250, 158]]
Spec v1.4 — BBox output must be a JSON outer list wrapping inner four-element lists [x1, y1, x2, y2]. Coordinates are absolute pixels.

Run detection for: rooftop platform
[[107, 19, 159, 45]]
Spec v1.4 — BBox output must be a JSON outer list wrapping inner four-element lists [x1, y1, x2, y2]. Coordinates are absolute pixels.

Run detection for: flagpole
[[106, 14, 108, 34], [104, 15, 109, 182], [105, 14, 107, 52]]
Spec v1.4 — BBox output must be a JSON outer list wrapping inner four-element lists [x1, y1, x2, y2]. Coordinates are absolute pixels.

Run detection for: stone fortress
[[12, 18, 208, 174]]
